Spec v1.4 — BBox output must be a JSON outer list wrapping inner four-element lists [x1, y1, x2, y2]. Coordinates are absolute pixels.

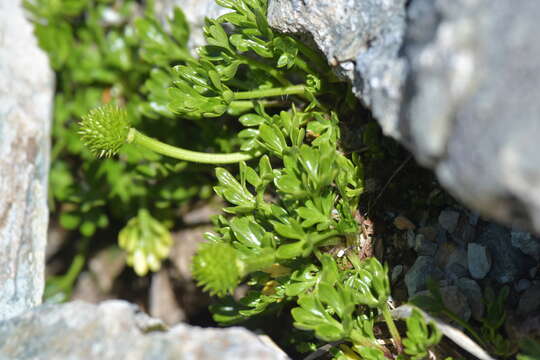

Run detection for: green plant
[[25, 0, 219, 280], [35, 0, 448, 358]]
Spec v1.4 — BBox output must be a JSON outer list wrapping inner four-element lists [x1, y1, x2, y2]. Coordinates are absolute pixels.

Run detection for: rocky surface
[[0, 300, 289, 360], [400, 207, 540, 323], [0, 0, 53, 321], [268, 0, 540, 235]]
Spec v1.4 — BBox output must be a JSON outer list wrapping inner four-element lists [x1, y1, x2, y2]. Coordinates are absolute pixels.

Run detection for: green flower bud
[[78, 104, 131, 158]]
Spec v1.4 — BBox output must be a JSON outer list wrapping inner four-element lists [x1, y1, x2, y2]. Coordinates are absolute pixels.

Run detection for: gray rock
[[518, 284, 540, 315], [0, 0, 53, 321], [477, 223, 535, 283], [0, 300, 289, 360], [267, 0, 406, 139], [511, 230, 540, 261], [515, 279, 532, 293], [406, 229, 416, 249], [456, 278, 484, 321], [415, 286, 471, 322], [391, 265, 403, 284], [414, 233, 438, 256], [467, 243, 491, 280], [268, 0, 540, 235], [405, 256, 444, 297], [438, 210, 460, 233], [446, 263, 468, 282]]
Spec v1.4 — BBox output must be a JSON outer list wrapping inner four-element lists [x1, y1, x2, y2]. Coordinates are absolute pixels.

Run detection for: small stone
[[434, 240, 456, 269], [438, 210, 460, 233], [446, 263, 468, 282], [468, 243, 492, 280], [391, 265, 403, 284], [417, 226, 437, 242], [511, 230, 540, 261], [456, 278, 484, 321], [415, 286, 471, 321], [406, 229, 416, 249], [515, 279, 532, 293], [414, 234, 438, 256], [530, 266, 539, 279], [468, 212, 480, 226], [477, 223, 535, 284], [405, 256, 444, 297], [518, 284, 540, 315], [394, 215, 416, 230]]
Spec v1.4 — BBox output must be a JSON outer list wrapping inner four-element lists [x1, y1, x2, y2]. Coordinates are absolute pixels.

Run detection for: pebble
[[394, 215, 416, 230], [416, 286, 471, 321], [477, 223, 535, 284], [438, 210, 460, 233], [405, 256, 444, 297], [518, 284, 540, 315], [406, 229, 415, 249], [391, 265, 403, 284], [456, 278, 484, 320], [515, 279, 532, 293], [511, 230, 540, 261], [467, 243, 492, 280], [414, 234, 438, 256], [417, 226, 437, 242]]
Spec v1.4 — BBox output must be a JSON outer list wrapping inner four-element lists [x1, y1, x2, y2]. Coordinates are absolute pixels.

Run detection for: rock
[[0, 300, 289, 360], [149, 269, 185, 325], [477, 223, 535, 283], [415, 286, 471, 322], [268, 0, 540, 235], [405, 256, 444, 297], [518, 284, 540, 315], [456, 278, 484, 321], [417, 226, 437, 242], [515, 279, 532, 293], [467, 243, 492, 280], [414, 233, 438, 256], [393, 215, 416, 230], [446, 263, 468, 282], [406, 229, 416, 249], [438, 210, 460, 233], [511, 230, 540, 262], [0, 0, 53, 321], [267, 0, 406, 138], [391, 265, 403, 284]]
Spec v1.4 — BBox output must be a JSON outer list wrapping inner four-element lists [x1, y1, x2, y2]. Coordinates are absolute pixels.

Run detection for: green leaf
[[229, 217, 266, 248], [258, 123, 287, 155], [271, 219, 305, 240]]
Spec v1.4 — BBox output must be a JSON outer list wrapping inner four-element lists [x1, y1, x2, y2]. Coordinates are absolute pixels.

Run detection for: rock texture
[[268, 0, 540, 235], [0, 0, 53, 321], [0, 300, 289, 360]]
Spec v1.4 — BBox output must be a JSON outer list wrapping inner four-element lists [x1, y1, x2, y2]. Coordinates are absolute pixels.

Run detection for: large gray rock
[[268, 0, 540, 235], [0, 300, 289, 360], [268, 0, 406, 139], [0, 0, 53, 321]]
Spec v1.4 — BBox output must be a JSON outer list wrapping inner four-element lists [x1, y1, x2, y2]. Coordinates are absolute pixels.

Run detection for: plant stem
[[382, 306, 403, 353], [127, 129, 253, 164], [233, 85, 306, 100]]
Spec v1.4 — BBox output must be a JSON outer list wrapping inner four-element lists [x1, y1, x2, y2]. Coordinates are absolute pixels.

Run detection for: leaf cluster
[[25, 0, 218, 274]]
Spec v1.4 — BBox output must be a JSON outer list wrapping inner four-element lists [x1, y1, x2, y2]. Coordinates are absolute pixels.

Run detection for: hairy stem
[[233, 84, 306, 100], [128, 129, 253, 164], [382, 306, 403, 353]]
